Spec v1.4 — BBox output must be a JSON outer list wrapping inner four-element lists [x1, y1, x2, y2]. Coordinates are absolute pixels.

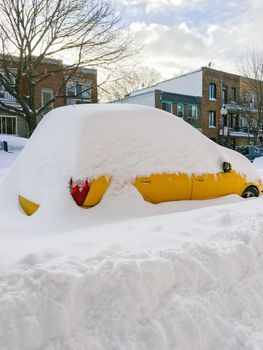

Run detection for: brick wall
[[0, 58, 98, 137], [201, 67, 240, 142]]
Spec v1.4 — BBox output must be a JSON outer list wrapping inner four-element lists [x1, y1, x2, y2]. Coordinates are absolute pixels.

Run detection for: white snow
[[0, 135, 27, 178], [3, 104, 260, 206], [1, 105, 263, 350]]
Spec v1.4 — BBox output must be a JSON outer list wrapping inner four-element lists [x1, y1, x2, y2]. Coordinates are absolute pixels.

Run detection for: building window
[[0, 116, 16, 134], [189, 105, 198, 118], [209, 83, 216, 100], [66, 81, 76, 97], [250, 92, 255, 110], [161, 102, 172, 113], [231, 87, 237, 102], [208, 111, 216, 128], [66, 80, 91, 102], [240, 116, 248, 127], [76, 83, 90, 100], [41, 89, 53, 114], [0, 72, 16, 103], [177, 104, 184, 117], [222, 86, 228, 104]]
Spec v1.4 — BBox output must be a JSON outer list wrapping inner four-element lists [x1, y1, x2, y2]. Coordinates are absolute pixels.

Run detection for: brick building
[[118, 67, 259, 149], [0, 58, 97, 137]]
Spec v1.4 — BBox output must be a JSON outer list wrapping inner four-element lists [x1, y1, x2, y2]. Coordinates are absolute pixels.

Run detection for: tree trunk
[[27, 114, 38, 136]]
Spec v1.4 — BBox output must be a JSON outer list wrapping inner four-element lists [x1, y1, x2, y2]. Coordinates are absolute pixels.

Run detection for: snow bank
[[0, 135, 27, 179], [1, 197, 263, 350], [253, 156, 263, 179], [0, 134, 27, 148]]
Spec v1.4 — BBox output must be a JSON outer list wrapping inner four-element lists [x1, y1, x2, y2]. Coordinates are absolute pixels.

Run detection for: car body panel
[[135, 170, 263, 204], [20, 169, 262, 215], [82, 176, 111, 208], [134, 173, 192, 203], [191, 172, 235, 200], [19, 195, 40, 216]]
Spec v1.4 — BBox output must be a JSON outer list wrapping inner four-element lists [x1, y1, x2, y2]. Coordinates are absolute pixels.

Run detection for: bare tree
[[99, 66, 163, 102], [239, 49, 263, 145], [0, 0, 132, 135]]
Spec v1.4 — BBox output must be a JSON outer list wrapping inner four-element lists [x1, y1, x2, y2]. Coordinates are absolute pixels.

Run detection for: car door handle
[[196, 176, 204, 181]]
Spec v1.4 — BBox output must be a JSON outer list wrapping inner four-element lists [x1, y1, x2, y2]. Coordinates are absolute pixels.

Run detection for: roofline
[[128, 68, 203, 96], [0, 54, 97, 74], [201, 66, 241, 79], [161, 98, 201, 105], [160, 68, 203, 84], [110, 89, 203, 104]]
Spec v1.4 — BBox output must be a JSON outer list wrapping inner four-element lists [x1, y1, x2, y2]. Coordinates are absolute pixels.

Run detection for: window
[[209, 83, 216, 100], [76, 83, 90, 100], [177, 104, 184, 117], [231, 87, 237, 102], [208, 111, 216, 127], [0, 72, 16, 102], [189, 105, 198, 118], [222, 86, 228, 104], [0, 116, 16, 134], [243, 91, 248, 105], [41, 89, 53, 115], [240, 116, 248, 127], [66, 81, 76, 97], [66, 80, 91, 101], [250, 92, 255, 110], [161, 102, 172, 113]]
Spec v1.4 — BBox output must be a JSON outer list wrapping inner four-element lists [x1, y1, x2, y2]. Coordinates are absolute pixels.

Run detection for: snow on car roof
[[6, 104, 259, 202]]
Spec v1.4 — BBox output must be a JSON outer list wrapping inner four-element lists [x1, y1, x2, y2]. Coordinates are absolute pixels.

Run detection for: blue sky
[[112, 0, 262, 78]]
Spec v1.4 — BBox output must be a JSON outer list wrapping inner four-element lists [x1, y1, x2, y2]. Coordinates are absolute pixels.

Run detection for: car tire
[[241, 186, 259, 198]]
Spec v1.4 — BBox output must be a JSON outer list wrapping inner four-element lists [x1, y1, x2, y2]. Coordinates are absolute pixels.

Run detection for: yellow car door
[[191, 171, 235, 200], [134, 173, 192, 203]]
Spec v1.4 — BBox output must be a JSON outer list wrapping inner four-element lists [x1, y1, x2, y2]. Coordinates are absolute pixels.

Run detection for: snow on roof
[[4, 103, 259, 202]]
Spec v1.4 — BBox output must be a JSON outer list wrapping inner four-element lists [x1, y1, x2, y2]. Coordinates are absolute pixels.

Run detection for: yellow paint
[[19, 195, 40, 216], [18, 169, 263, 216], [191, 172, 235, 200], [82, 176, 111, 208], [134, 173, 192, 203], [134, 170, 262, 203]]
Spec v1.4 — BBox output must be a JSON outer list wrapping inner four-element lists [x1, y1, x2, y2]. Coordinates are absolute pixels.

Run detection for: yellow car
[[16, 104, 262, 216]]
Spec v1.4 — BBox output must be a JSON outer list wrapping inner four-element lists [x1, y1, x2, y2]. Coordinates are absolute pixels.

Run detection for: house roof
[[160, 91, 202, 105]]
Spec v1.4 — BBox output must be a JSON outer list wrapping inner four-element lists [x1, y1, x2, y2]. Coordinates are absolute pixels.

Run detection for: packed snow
[[1, 105, 263, 350]]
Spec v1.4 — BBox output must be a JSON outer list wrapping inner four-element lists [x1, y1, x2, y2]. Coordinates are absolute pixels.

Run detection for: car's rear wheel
[[241, 186, 259, 198]]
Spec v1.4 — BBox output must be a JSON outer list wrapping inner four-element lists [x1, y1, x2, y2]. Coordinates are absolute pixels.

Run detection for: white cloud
[[178, 22, 190, 33], [116, 0, 263, 78], [118, 0, 205, 13], [129, 20, 242, 77]]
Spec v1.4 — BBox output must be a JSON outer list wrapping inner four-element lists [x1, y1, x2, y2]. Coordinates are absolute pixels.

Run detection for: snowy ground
[[2, 134, 263, 350]]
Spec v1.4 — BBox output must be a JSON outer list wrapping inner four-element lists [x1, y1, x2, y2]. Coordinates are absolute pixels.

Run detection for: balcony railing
[[220, 126, 258, 138], [0, 91, 17, 104]]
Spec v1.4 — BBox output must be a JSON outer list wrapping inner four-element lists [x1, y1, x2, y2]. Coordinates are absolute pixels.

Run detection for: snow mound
[[1, 199, 263, 350], [0, 104, 259, 207]]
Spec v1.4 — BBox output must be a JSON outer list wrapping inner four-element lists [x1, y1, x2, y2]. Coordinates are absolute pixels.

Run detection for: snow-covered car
[[15, 104, 262, 215]]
